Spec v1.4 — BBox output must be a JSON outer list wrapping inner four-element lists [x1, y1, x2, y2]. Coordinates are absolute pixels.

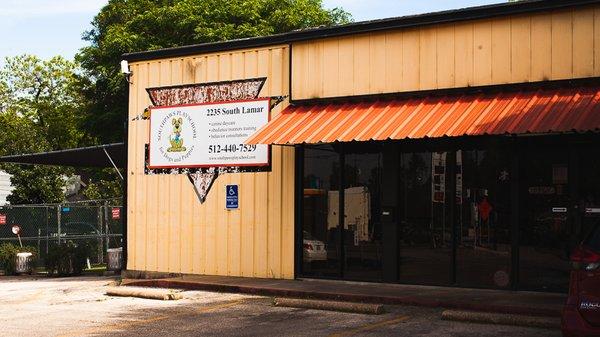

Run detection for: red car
[[562, 224, 600, 337]]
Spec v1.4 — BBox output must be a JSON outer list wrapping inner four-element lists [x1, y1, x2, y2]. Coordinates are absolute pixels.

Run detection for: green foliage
[[0, 243, 37, 275], [0, 55, 86, 149], [83, 179, 122, 201], [77, 0, 352, 143], [81, 168, 123, 201], [45, 241, 92, 276], [5, 166, 69, 204], [0, 55, 86, 204]]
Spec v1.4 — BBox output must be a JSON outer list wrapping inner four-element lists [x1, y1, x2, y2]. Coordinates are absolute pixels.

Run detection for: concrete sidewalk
[[122, 274, 566, 318]]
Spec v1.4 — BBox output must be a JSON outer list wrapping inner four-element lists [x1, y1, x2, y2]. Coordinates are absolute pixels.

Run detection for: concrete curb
[[441, 310, 561, 330], [274, 298, 384, 314], [122, 279, 562, 318], [106, 286, 183, 300]]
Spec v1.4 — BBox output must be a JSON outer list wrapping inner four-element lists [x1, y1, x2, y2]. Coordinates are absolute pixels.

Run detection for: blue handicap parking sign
[[226, 185, 239, 209]]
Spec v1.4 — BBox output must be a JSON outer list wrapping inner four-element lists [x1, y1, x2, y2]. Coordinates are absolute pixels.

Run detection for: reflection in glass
[[343, 150, 383, 281], [456, 149, 511, 289], [398, 152, 451, 285], [580, 148, 600, 244], [519, 149, 571, 292], [302, 145, 340, 277]]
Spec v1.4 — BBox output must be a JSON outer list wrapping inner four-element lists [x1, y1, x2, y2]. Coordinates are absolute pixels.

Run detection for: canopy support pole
[[103, 147, 124, 180]]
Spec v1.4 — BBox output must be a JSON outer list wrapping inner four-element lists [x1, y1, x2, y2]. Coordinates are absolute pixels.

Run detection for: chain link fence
[[0, 199, 123, 267]]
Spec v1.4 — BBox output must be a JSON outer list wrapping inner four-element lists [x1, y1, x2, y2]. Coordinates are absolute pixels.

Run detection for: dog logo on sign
[[167, 117, 186, 152]]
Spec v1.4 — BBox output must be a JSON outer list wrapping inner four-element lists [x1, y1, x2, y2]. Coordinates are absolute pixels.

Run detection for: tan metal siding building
[[123, 0, 600, 284]]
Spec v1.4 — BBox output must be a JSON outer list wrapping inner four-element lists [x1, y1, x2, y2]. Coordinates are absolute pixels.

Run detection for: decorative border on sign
[[146, 77, 267, 106]]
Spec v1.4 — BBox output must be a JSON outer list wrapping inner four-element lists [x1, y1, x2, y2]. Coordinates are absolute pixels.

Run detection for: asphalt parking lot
[[0, 276, 560, 337]]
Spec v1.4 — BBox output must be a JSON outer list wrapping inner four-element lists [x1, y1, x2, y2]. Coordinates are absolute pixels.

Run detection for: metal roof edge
[[122, 0, 600, 62]]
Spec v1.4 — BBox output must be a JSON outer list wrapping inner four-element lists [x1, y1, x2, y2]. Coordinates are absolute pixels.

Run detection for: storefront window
[[519, 148, 572, 292], [518, 145, 600, 292], [398, 152, 452, 285], [580, 147, 600, 241], [343, 147, 383, 281], [302, 145, 340, 278], [456, 149, 511, 289], [300, 137, 600, 292]]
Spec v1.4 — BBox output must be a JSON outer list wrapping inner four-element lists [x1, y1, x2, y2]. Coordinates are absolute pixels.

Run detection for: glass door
[[579, 146, 600, 256], [343, 149, 384, 281], [455, 149, 512, 289], [397, 152, 452, 285], [302, 145, 341, 278], [519, 148, 572, 292]]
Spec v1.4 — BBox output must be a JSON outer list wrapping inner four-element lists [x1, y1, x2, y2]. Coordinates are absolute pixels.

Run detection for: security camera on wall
[[121, 60, 133, 84], [120, 60, 130, 75]]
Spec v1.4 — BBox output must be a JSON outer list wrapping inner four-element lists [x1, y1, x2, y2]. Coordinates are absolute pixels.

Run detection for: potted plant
[[0, 243, 38, 275]]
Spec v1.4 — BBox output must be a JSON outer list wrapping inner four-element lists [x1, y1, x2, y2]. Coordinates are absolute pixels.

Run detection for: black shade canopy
[[0, 143, 125, 168]]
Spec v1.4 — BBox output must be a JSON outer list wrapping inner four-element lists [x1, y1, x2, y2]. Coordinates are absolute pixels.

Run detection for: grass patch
[[83, 264, 107, 273]]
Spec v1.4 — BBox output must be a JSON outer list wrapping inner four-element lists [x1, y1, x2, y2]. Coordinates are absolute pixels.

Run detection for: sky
[[0, 0, 506, 65]]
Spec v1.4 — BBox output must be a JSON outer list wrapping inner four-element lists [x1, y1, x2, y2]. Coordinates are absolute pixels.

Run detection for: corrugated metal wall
[[127, 45, 295, 278], [292, 6, 600, 99]]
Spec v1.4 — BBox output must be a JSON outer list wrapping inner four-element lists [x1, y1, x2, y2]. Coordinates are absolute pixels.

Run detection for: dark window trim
[[510, 139, 520, 290], [447, 150, 457, 285], [338, 144, 345, 278], [294, 145, 304, 278]]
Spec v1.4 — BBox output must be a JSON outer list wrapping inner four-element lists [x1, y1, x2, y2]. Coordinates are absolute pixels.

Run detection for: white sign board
[[149, 98, 270, 168]]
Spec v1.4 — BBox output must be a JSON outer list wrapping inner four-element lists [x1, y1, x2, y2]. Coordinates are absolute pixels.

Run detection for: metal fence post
[[104, 202, 109, 253], [56, 205, 61, 245], [45, 206, 49, 254], [97, 204, 103, 264]]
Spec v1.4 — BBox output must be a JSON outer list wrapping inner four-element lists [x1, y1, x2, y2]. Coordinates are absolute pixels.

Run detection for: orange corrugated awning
[[247, 86, 600, 145]]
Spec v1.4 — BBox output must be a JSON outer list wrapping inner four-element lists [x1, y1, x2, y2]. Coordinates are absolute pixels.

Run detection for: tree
[[77, 0, 351, 143], [0, 55, 86, 151], [0, 55, 85, 204]]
